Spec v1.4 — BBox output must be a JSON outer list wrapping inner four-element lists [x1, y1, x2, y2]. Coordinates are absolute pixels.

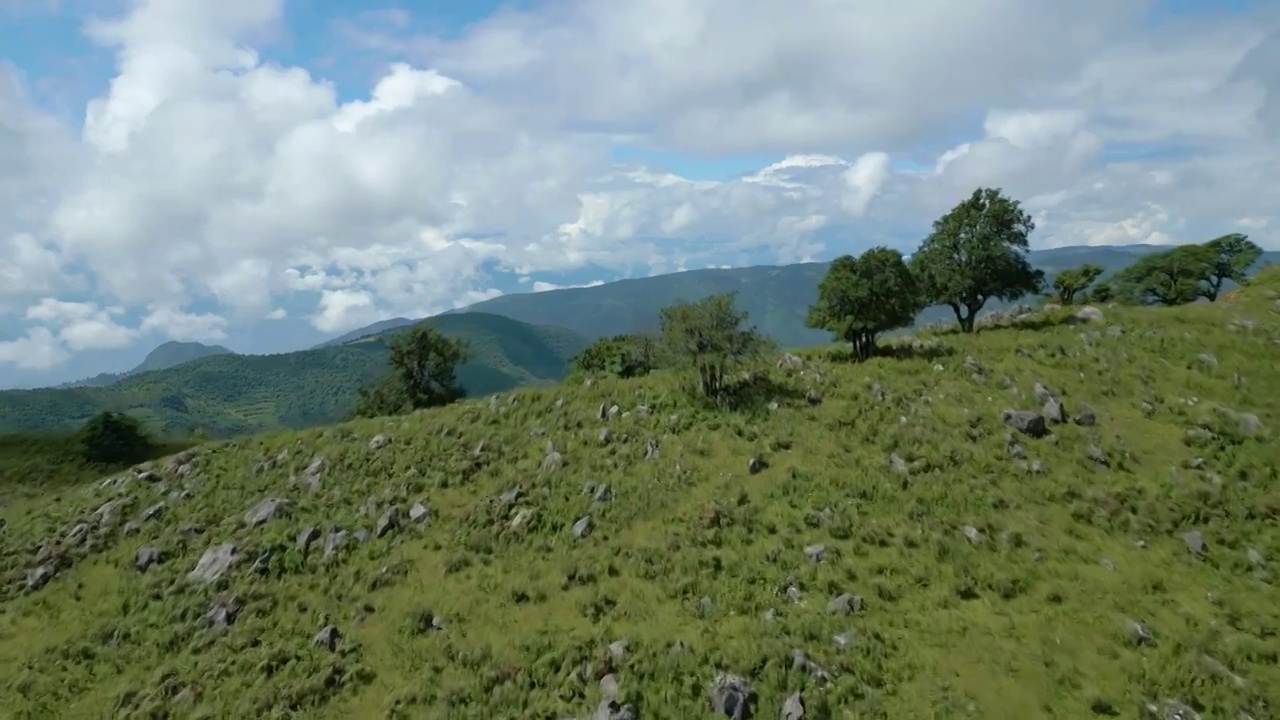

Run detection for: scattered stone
[[598, 427, 612, 445], [608, 639, 629, 662], [297, 526, 321, 552], [1125, 618, 1155, 646], [804, 544, 826, 562], [135, 546, 162, 572], [313, 625, 341, 651], [324, 529, 349, 558], [1195, 353, 1218, 368], [1002, 409, 1048, 438], [205, 594, 241, 629], [790, 650, 832, 684], [827, 593, 863, 614], [572, 515, 593, 539], [244, 497, 290, 528], [1140, 401, 1155, 417], [1181, 530, 1207, 557], [592, 483, 613, 503], [375, 507, 401, 538], [1144, 700, 1201, 720], [189, 543, 237, 584], [299, 455, 326, 491], [368, 434, 390, 451], [888, 453, 909, 475], [645, 438, 659, 460], [542, 449, 564, 473], [747, 456, 767, 475], [708, 673, 756, 719], [599, 673, 620, 701], [1246, 547, 1265, 567], [409, 502, 430, 524], [1074, 306, 1104, 323], [1043, 398, 1066, 423], [962, 525, 983, 544], [26, 564, 55, 591], [1087, 445, 1110, 466], [777, 353, 804, 369], [354, 528, 371, 544]]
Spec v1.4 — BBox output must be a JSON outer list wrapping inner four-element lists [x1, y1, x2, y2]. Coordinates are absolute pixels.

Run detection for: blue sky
[[0, 0, 1276, 387]]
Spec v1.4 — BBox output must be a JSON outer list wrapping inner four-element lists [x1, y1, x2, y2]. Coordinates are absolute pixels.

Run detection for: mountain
[[440, 244, 1280, 348], [2, 267, 1276, 718], [311, 317, 417, 349], [58, 341, 235, 389], [0, 313, 585, 436]]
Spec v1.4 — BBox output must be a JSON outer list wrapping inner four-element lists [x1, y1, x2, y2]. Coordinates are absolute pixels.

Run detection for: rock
[[376, 506, 401, 538], [542, 450, 564, 473], [1196, 353, 1218, 367], [572, 515, 593, 539], [777, 353, 804, 369], [1073, 404, 1097, 426], [1125, 618, 1155, 646], [189, 543, 237, 584], [297, 526, 320, 552], [1074, 306, 1104, 323], [26, 564, 55, 591], [747, 456, 767, 475], [827, 593, 863, 614], [594, 699, 638, 720], [1086, 445, 1109, 466], [888, 453, 909, 475], [804, 544, 826, 562], [1246, 547, 1266, 567], [645, 437, 659, 460], [599, 673, 620, 701], [354, 528, 371, 543], [1145, 700, 1201, 720], [243, 497, 290, 528], [1032, 382, 1057, 404], [299, 455, 326, 491], [598, 427, 612, 445], [1043, 398, 1066, 423], [323, 529, 348, 558], [368, 434, 390, 451], [313, 625, 341, 651], [409, 502, 430, 523], [709, 673, 756, 719], [608, 639, 629, 662], [592, 484, 613, 503], [962, 525, 983, 544], [205, 594, 241, 629], [1002, 409, 1048, 438], [135, 546, 162, 572], [1181, 530, 1207, 557]]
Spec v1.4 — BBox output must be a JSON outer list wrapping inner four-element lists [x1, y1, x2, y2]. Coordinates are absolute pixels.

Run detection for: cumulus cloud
[[0, 0, 1277, 378]]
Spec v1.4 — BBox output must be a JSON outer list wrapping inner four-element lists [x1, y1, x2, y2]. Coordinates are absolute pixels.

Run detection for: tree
[[658, 292, 772, 401], [1050, 263, 1104, 305], [909, 187, 1045, 332], [1088, 281, 1115, 304], [1202, 233, 1262, 301], [572, 332, 659, 378], [806, 247, 922, 360], [77, 411, 155, 465], [352, 325, 468, 418], [1111, 244, 1214, 306]]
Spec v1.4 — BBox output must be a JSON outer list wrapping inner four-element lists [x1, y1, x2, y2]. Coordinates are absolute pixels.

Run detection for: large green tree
[[352, 325, 468, 418], [1203, 233, 1263, 301], [658, 292, 772, 401], [572, 332, 659, 378], [806, 247, 922, 360], [909, 187, 1044, 332], [1112, 244, 1215, 306], [77, 411, 155, 465], [1050, 263, 1104, 305]]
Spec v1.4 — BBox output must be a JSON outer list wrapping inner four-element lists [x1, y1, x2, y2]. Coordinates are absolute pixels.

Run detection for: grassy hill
[[448, 244, 1280, 347], [0, 270, 1276, 719], [58, 341, 236, 389], [0, 313, 585, 436]]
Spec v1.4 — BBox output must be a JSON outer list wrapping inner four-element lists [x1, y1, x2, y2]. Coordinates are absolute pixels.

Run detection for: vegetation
[[0, 264, 1276, 718], [59, 341, 235, 389], [658, 292, 774, 401], [76, 411, 156, 466], [571, 332, 660, 379], [352, 327, 469, 419], [1204, 233, 1264, 302], [1049, 263, 1104, 305], [0, 313, 585, 436], [1111, 234, 1267, 306], [908, 187, 1045, 332], [806, 247, 922, 360]]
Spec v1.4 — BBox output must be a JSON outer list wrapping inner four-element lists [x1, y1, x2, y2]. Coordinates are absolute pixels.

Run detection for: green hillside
[[1, 270, 1276, 719], [0, 313, 585, 436], [452, 244, 1280, 347], [58, 341, 236, 389]]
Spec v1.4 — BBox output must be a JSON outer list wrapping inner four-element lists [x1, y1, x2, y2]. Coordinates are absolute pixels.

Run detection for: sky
[[0, 0, 1277, 388]]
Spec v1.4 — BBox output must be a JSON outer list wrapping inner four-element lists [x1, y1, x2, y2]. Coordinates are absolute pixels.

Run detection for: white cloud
[[0, 0, 1278, 377], [0, 327, 70, 369]]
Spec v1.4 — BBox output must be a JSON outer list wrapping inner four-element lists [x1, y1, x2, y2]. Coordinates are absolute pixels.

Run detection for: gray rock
[[135, 546, 162, 572], [598, 427, 612, 445], [803, 544, 826, 562], [594, 700, 638, 720], [1074, 306, 1104, 323], [542, 450, 564, 473], [592, 483, 613, 503], [1002, 409, 1048, 438], [354, 528, 371, 543], [962, 525, 984, 544], [1087, 445, 1110, 466], [189, 543, 237, 584], [1032, 382, 1057, 404], [888, 453, 909, 475], [1181, 530, 1207, 557], [1125, 618, 1155, 646], [26, 564, 55, 591], [709, 673, 756, 719], [608, 639, 629, 662], [645, 437, 659, 460], [376, 506, 401, 538], [313, 625, 341, 651], [1196, 353, 1218, 367], [409, 502, 430, 523], [599, 673, 620, 701], [299, 455, 326, 491], [1043, 398, 1066, 424], [297, 526, 320, 552], [827, 593, 863, 614], [368, 434, 389, 451], [572, 515, 593, 539], [243, 497, 290, 528], [747, 456, 767, 475], [323, 528, 348, 558], [781, 692, 806, 719], [1246, 547, 1266, 567], [205, 594, 240, 629]]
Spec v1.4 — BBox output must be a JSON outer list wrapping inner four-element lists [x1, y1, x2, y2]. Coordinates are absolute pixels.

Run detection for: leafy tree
[[909, 187, 1045, 332], [572, 332, 659, 378], [352, 326, 468, 418], [658, 292, 772, 401], [1087, 281, 1115, 304], [77, 411, 155, 465], [1112, 244, 1214, 306], [806, 247, 922, 360], [1050, 263, 1104, 305], [1203, 233, 1262, 301]]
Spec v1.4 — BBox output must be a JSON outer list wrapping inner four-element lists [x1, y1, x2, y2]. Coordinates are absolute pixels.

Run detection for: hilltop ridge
[[0, 270, 1277, 718]]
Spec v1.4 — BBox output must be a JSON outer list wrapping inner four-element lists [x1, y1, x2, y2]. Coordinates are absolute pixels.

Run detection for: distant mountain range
[[57, 341, 235, 388], [0, 314, 585, 436]]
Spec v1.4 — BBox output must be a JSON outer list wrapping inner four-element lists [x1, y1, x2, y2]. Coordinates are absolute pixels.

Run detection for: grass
[[1, 272, 1278, 719]]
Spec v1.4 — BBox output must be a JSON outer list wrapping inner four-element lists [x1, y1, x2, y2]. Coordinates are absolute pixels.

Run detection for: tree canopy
[[1112, 244, 1215, 306], [352, 325, 469, 418], [1050, 263, 1104, 305], [909, 187, 1044, 332], [658, 292, 772, 401], [1203, 233, 1263, 301], [77, 411, 155, 465], [806, 247, 922, 360]]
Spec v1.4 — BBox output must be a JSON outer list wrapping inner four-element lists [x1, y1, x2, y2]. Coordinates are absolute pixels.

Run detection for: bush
[[77, 411, 155, 465]]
